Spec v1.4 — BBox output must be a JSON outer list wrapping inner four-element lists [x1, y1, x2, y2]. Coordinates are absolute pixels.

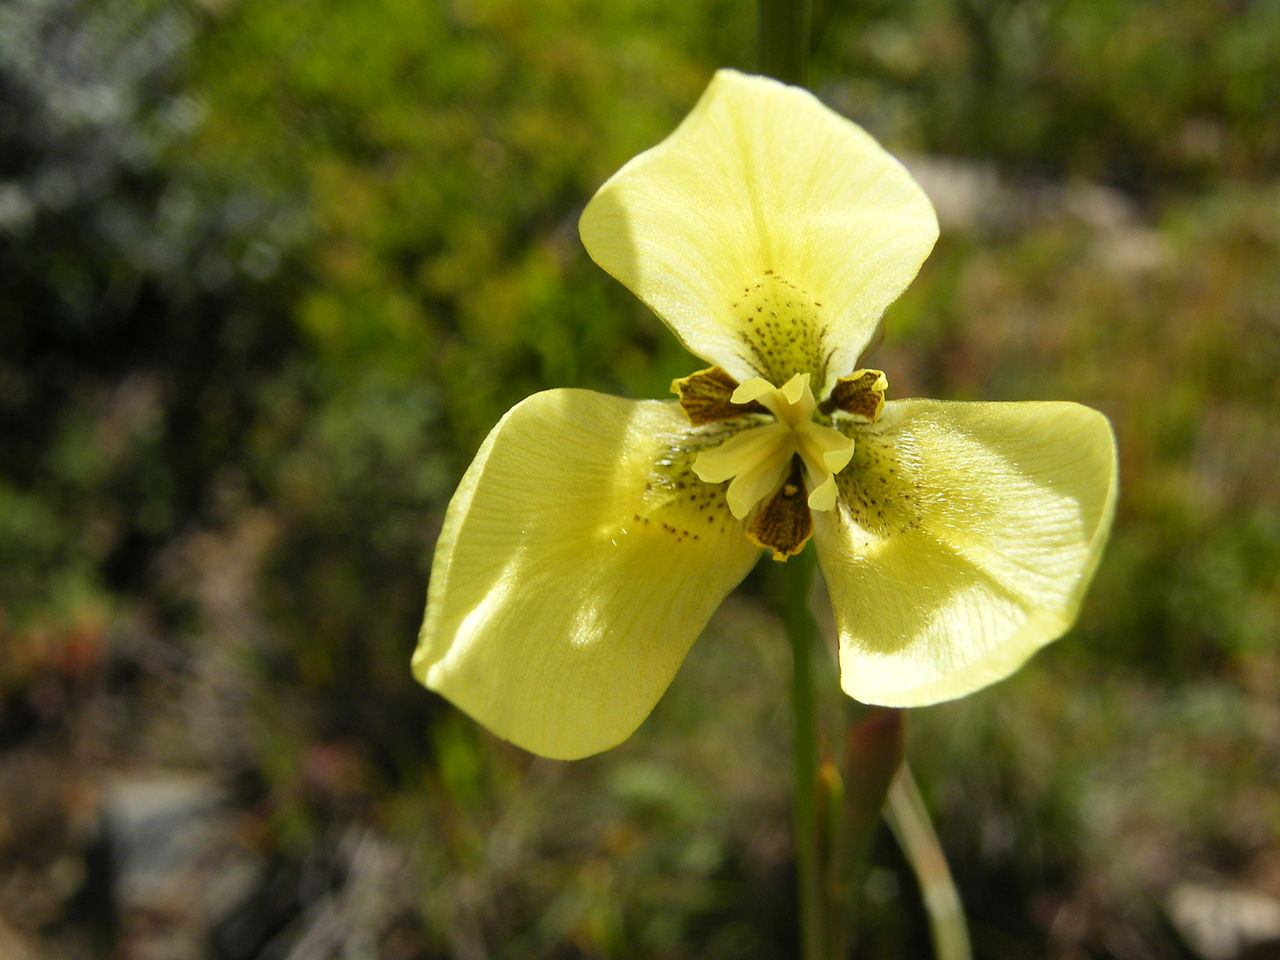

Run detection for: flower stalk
[[780, 548, 825, 958]]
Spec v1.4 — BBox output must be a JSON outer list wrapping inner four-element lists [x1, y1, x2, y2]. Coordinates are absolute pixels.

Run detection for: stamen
[[690, 371, 855, 535]]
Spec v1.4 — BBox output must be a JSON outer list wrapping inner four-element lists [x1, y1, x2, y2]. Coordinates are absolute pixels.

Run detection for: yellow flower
[[413, 70, 1117, 760]]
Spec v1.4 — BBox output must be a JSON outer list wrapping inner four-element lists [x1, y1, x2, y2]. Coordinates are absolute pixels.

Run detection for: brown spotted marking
[[832, 420, 925, 540], [637, 427, 743, 540], [733, 274, 831, 387]]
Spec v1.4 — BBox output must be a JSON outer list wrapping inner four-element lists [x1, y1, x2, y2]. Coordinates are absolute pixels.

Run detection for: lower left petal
[[414, 389, 760, 760]]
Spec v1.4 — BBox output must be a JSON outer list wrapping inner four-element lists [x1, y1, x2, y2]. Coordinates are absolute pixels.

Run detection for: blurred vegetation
[[1, 0, 1277, 957]]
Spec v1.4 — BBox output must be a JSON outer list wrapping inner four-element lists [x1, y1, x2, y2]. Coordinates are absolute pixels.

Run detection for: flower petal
[[814, 400, 1117, 706], [414, 389, 760, 759], [579, 69, 938, 392]]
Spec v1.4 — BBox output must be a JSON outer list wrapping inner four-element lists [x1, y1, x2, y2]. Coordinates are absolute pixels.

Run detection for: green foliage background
[[1, 0, 1277, 957]]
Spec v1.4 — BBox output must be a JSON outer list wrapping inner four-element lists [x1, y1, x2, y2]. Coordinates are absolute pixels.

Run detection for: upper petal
[[814, 399, 1117, 706], [579, 69, 938, 392], [414, 389, 760, 759]]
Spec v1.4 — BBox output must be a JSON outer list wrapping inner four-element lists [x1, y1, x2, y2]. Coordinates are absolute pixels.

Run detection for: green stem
[[885, 765, 972, 960], [758, 0, 813, 86], [782, 548, 825, 960]]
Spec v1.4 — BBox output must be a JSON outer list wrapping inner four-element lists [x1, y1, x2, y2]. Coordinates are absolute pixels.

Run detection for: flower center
[[690, 373, 855, 520]]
